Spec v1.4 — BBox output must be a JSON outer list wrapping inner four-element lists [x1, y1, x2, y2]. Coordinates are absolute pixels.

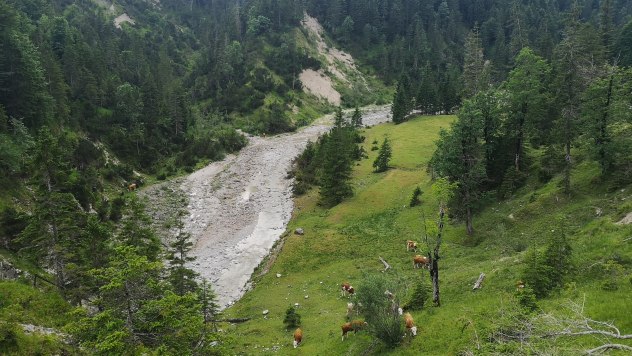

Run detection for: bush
[[283, 306, 301, 330], [522, 234, 573, 298], [409, 186, 423, 207], [406, 279, 429, 310], [515, 286, 538, 312], [0, 322, 19, 351], [498, 166, 526, 199], [356, 274, 405, 347]]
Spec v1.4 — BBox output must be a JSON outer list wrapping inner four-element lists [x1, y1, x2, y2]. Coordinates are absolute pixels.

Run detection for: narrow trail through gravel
[[146, 106, 392, 308]]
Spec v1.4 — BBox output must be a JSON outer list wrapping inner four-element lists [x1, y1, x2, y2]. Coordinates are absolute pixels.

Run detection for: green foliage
[[355, 274, 404, 348], [409, 186, 423, 207], [70, 245, 222, 354], [515, 286, 539, 313], [372, 137, 392, 173], [430, 99, 487, 234], [167, 217, 199, 296], [406, 278, 429, 310], [522, 234, 573, 299], [391, 75, 412, 124], [283, 306, 301, 330], [351, 106, 363, 128]]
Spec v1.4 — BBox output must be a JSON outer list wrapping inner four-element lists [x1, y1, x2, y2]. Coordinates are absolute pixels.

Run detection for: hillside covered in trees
[[1, 0, 632, 354]]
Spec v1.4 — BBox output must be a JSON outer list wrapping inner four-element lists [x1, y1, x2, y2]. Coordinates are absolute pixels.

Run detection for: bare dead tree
[[491, 298, 632, 354], [422, 205, 445, 306]]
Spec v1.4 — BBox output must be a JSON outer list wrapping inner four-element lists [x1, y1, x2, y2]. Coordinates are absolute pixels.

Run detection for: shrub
[[283, 306, 301, 330], [409, 186, 423, 207], [515, 286, 539, 312], [406, 279, 429, 310], [522, 234, 573, 298], [356, 274, 404, 347]]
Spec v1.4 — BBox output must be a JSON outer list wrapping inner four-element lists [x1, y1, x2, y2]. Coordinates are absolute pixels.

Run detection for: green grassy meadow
[[223, 115, 632, 355]]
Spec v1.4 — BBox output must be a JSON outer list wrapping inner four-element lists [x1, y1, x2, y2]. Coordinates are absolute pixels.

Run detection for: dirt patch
[[299, 69, 341, 105], [114, 13, 135, 29], [615, 212, 632, 225], [299, 13, 370, 103]]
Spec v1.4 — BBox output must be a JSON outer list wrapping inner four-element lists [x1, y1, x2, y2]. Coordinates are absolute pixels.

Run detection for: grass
[[223, 114, 632, 355]]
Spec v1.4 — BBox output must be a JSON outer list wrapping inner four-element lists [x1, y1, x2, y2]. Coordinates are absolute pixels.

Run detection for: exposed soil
[[114, 13, 135, 29], [298, 13, 370, 104], [299, 69, 341, 105]]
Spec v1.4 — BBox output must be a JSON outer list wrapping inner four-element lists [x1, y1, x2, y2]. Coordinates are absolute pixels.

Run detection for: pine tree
[[505, 48, 551, 172], [373, 137, 392, 173], [319, 108, 356, 207], [392, 74, 412, 124], [462, 26, 489, 98], [351, 105, 363, 128], [430, 100, 486, 235], [319, 128, 354, 207], [167, 216, 199, 296]]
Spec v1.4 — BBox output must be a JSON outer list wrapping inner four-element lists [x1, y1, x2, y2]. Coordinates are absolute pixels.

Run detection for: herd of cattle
[[292, 240, 426, 348]]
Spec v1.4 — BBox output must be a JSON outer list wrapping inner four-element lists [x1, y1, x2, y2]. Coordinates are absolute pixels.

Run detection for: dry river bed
[[143, 106, 392, 308]]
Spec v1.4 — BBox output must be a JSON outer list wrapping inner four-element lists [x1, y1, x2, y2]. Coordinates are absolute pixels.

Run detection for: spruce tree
[[351, 105, 363, 128], [373, 137, 392, 173], [319, 128, 354, 207], [167, 215, 199, 296], [392, 74, 412, 124]]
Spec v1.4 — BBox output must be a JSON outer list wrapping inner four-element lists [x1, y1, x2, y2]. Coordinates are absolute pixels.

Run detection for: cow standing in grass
[[293, 328, 303, 348]]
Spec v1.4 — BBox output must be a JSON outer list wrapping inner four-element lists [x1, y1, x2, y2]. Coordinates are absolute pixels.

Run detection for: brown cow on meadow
[[413, 255, 430, 269]]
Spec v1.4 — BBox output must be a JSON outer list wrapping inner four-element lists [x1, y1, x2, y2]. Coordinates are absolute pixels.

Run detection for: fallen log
[[472, 273, 485, 290], [379, 256, 391, 272], [211, 318, 251, 324]]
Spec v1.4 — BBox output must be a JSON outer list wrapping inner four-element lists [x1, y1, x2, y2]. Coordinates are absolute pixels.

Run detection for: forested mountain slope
[[1, 0, 632, 354]]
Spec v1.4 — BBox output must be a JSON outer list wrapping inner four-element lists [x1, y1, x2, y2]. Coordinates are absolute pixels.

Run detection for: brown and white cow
[[293, 328, 303, 348], [406, 240, 418, 252], [127, 183, 137, 192], [413, 255, 430, 269], [341, 322, 353, 341], [342, 320, 367, 341], [404, 313, 417, 336], [341, 282, 355, 297]]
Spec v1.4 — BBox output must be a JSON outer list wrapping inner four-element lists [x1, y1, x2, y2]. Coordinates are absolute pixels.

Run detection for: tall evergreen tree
[[462, 26, 489, 98], [504, 48, 551, 172], [430, 100, 486, 235], [392, 74, 412, 124], [373, 137, 392, 173], [351, 105, 363, 128], [167, 216, 199, 296]]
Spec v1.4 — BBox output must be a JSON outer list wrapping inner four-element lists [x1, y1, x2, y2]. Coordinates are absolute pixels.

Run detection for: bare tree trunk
[[465, 205, 473, 235], [429, 206, 445, 306], [597, 74, 614, 174]]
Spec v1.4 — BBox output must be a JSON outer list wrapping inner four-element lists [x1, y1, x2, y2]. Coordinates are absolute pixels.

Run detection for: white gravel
[[176, 106, 391, 308]]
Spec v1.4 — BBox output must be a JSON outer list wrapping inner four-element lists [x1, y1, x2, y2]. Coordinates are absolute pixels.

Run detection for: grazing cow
[[341, 322, 353, 341], [341, 282, 355, 297], [127, 183, 137, 192], [406, 240, 418, 252], [293, 328, 303, 348], [351, 320, 368, 333], [413, 255, 430, 269], [516, 280, 525, 290], [341, 282, 350, 297], [404, 313, 417, 337]]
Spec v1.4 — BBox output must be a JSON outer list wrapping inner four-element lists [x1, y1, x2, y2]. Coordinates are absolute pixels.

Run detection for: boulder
[[295, 228, 304, 235]]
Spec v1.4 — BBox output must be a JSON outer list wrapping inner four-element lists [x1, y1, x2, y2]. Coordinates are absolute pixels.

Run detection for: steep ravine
[[143, 107, 392, 308]]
